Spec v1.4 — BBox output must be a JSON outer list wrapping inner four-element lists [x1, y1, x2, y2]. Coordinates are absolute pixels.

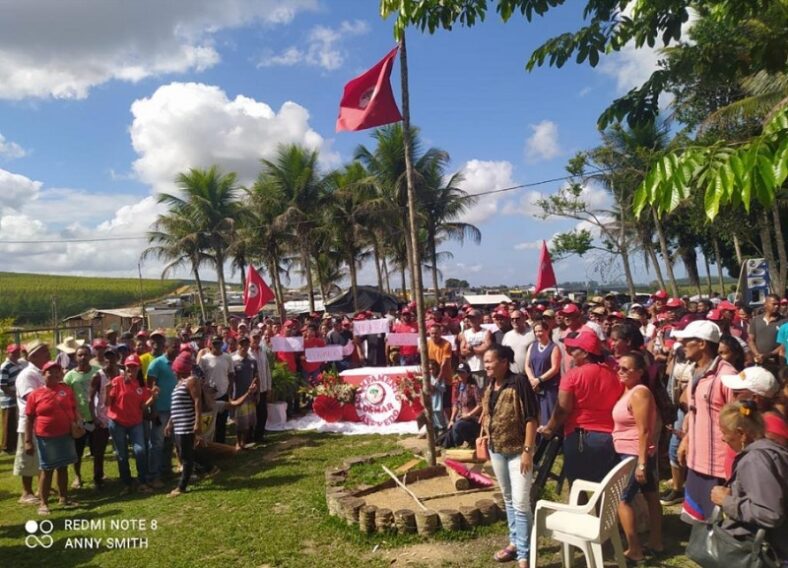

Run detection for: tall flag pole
[[534, 240, 557, 295], [398, 31, 437, 466]]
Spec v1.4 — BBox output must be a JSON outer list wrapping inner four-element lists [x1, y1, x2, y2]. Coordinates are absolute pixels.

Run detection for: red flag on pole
[[243, 265, 275, 317], [534, 240, 557, 295], [336, 46, 402, 132]]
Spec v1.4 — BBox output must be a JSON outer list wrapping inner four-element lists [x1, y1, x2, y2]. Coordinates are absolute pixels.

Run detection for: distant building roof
[[63, 307, 143, 322], [462, 294, 512, 305]]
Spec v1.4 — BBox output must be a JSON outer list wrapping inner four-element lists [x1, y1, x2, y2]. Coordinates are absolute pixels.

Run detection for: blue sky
[[0, 0, 698, 288]]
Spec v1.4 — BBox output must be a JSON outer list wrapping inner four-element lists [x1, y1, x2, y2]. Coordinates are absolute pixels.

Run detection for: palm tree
[[323, 162, 378, 310], [259, 145, 325, 312], [141, 209, 210, 321], [159, 166, 241, 324], [244, 175, 291, 321], [354, 124, 452, 297], [418, 162, 480, 302]]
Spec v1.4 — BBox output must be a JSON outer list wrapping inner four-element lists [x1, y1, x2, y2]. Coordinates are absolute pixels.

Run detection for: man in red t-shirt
[[300, 324, 326, 383], [391, 309, 419, 365]]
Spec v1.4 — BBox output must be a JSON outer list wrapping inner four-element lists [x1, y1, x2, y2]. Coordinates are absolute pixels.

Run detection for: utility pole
[[399, 32, 437, 466], [138, 262, 147, 330]]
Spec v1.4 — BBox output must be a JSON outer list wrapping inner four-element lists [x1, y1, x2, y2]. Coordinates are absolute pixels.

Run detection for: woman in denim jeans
[[479, 345, 539, 568], [106, 355, 159, 495]]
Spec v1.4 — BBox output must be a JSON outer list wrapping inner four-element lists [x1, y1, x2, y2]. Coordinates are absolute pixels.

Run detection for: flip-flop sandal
[[494, 545, 517, 562], [59, 499, 80, 509], [37, 505, 51, 516]]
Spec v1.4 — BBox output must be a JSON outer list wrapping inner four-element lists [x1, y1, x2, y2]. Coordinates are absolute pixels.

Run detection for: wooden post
[[398, 31, 437, 467]]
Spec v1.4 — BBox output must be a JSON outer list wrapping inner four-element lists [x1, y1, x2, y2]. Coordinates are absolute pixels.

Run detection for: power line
[[0, 169, 608, 245]]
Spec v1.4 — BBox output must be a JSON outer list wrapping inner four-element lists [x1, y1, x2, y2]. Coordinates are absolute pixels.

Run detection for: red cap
[[283, 319, 295, 328], [653, 290, 669, 300], [608, 311, 624, 319], [781, 298, 788, 305], [665, 298, 683, 309], [564, 331, 602, 356], [718, 300, 737, 311], [535, 304, 546, 312], [41, 361, 61, 373], [401, 308, 412, 315], [560, 303, 580, 315], [135, 330, 149, 338], [353, 312, 367, 321], [6, 343, 21, 354], [493, 309, 510, 319], [92, 338, 108, 349], [124, 354, 141, 367], [171, 352, 193, 374], [707, 309, 723, 321], [179, 343, 193, 353]]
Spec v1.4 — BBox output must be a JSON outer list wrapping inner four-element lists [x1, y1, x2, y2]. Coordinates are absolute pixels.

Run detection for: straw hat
[[56, 336, 84, 354]]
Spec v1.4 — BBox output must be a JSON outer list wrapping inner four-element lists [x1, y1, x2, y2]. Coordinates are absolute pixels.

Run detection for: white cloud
[[501, 189, 545, 218], [456, 262, 483, 274], [0, 0, 317, 100], [578, 87, 592, 97], [257, 19, 370, 71], [0, 133, 26, 159], [524, 120, 561, 163], [513, 241, 542, 251], [24, 188, 141, 227], [0, 168, 42, 211], [598, 6, 697, 94], [130, 82, 337, 193], [455, 159, 516, 225]]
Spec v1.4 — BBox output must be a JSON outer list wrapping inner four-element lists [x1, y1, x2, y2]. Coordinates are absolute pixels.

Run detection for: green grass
[[342, 452, 428, 489], [0, 431, 696, 568], [0, 272, 188, 325]]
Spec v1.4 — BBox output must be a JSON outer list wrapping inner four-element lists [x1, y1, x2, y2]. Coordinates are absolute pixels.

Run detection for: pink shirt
[[686, 357, 735, 479], [612, 385, 658, 456]]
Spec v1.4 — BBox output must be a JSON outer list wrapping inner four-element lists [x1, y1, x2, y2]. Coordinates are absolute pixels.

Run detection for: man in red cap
[[90, 338, 108, 368], [558, 303, 584, 373], [1, 343, 26, 454], [652, 290, 669, 312], [491, 309, 512, 345]]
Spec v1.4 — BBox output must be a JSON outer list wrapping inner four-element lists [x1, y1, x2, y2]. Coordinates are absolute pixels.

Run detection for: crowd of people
[[1, 290, 787, 565]]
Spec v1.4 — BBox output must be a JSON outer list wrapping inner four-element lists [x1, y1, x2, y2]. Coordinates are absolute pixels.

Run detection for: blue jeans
[[490, 450, 534, 561], [148, 411, 172, 481], [108, 420, 148, 486], [668, 407, 686, 468]]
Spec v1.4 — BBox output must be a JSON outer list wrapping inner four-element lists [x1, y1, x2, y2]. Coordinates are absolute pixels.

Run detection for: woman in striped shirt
[[165, 353, 202, 497]]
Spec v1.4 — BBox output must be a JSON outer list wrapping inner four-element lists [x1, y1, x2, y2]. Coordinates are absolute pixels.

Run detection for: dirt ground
[[362, 473, 499, 511]]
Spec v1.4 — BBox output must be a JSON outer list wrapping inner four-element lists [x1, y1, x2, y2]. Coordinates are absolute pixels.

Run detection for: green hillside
[[0, 272, 187, 325]]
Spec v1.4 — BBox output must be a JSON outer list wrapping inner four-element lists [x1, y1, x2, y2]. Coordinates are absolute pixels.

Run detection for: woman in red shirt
[[106, 354, 158, 494], [539, 331, 624, 483], [24, 361, 81, 515]]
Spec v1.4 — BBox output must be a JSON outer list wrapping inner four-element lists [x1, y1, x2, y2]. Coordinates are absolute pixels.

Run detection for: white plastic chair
[[529, 456, 636, 568]]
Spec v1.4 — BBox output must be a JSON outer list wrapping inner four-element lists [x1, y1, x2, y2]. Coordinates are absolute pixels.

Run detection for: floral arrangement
[[395, 371, 423, 404], [301, 368, 357, 404]]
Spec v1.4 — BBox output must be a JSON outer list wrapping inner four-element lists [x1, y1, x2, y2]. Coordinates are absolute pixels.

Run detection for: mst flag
[[243, 265, 275, 317], [336, 46, 402, 132], [534, 240, 557, 295]]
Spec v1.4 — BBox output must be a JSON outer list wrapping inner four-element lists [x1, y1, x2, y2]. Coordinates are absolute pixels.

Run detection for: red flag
[[243, 265, 275, 317], [534, 240, 557, 295], [336, 46, 402, 132]]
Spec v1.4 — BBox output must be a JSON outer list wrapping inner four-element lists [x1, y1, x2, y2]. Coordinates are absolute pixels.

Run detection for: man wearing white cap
[[673, 320, 736, 523], [13, 341, 49, 504]]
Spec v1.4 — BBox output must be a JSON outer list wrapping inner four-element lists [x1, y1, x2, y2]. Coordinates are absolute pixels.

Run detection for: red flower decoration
[[313, 395, 343, 423], [341, 403, 361, 422]]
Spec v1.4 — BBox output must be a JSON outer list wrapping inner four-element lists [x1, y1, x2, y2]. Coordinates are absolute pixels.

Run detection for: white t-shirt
[[502, 329, 534, 374], [462, 328, 488, 372], [250, 346, 272, 392], [198, 352, 234, 398], [16, 363, 44, 434]]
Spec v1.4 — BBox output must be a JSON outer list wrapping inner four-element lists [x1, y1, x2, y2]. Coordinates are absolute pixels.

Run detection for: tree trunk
[[703, 249, 713, 296], [644, 243, 666, 291], [399, 33, 436, 466], [771, 203, 787, 295], [620, 248, 637, 301], [267, 259, 286, 322], [349, 252, 359, 312], [382, 256, 391, 293], [372, 238, 384, 292], [301, 246, 315, 312], [733, 234, 744, 268], [214, 249, 229, 324], [679, 246, 702, 297], [759, 210, 781, 295], [429, 230, 440, 303], [653, 209, 679, 296], [238, 258, 246, 288], [192, 265, 208, 322], [713, 238, 726, 296]]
